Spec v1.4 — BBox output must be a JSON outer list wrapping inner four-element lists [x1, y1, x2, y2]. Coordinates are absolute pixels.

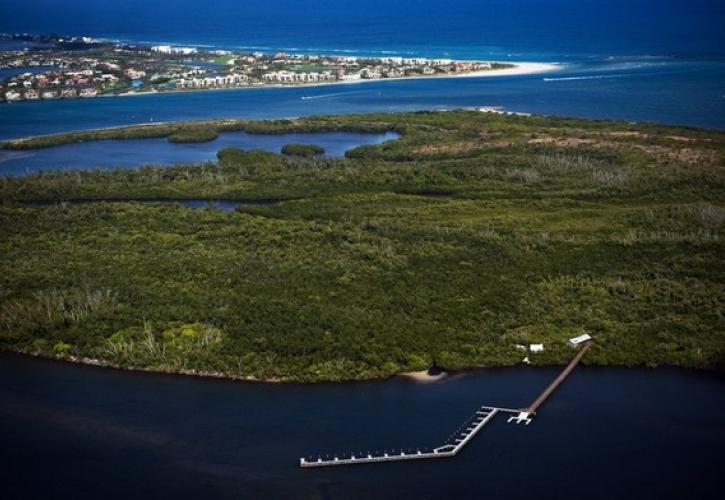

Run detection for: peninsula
[[0, 33, 556, 102]]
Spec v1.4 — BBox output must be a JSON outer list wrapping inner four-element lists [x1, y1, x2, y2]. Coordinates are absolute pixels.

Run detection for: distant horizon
[[2, 0, 724, 58], [5, 31, 719, 62]]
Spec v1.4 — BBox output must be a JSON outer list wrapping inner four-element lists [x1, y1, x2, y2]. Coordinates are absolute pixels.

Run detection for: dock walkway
[[300, 406, 519, 468], [525, 342, 591, 414], [300, 342, 592, 468]]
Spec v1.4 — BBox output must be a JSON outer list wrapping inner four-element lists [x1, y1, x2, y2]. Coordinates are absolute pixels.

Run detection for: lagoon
[[0, 130, 398, 176]]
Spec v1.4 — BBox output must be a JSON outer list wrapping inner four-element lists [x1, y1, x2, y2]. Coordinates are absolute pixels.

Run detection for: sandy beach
[[438, 61, 560, 79], [400, 369, 449, 383], [109, 61, 561, 99]]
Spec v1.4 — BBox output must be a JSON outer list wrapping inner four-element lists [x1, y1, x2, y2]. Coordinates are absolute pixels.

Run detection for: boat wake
[[301, 90, 371, 100], [543, 73, 650, 82]]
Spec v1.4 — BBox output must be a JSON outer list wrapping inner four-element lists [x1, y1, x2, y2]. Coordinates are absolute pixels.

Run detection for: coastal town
[[0, 33, 513, 102]]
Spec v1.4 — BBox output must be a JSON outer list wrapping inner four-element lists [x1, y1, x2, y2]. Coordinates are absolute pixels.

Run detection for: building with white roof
[[568, 334, 592, 346]]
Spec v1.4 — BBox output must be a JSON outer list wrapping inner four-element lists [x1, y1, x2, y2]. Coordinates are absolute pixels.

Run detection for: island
[[0, 110, 722, 382], [0, 33, 556, 102]]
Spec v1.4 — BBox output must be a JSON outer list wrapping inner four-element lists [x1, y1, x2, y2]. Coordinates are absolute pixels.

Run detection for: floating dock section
[[300, 342, 591, 468], [299, 406, 520, 468]]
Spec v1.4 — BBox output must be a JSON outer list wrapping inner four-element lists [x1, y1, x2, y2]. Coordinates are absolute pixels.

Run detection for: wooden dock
[[300, 342, 592, 468], [525, 341, 591, 414]]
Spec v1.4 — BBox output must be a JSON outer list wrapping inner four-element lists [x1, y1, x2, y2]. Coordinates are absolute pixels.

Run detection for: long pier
[[525, 341, 592, 415], [300, 342, 591, 468]]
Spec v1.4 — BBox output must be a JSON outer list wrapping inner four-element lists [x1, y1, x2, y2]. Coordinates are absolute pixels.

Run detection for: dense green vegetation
[[167, 129, 219, 143], [0, 120, 243, 150], [281, 143, 325, 157], [1, 110, 723, 381]]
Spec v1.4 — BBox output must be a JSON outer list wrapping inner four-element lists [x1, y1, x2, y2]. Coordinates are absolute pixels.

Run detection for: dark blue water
[[2, 1, 723, 58], [1, 353, 723, 500], [0, 131, 398, 175], [0, 0, 724, 134], [0, 40, 53, 51], [1, 58, 723, 139]]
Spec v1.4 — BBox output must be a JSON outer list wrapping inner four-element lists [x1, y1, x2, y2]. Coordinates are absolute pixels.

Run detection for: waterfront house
[[24, 89, 39, 99], [177, 73, 248, 89], [361, 68, 382, 79], [4, 90, 22, 101], [60, 88, 77, 98], [79, 87, 98, 97], [384, 69, 404, 78], [125, 68, 147, 79]]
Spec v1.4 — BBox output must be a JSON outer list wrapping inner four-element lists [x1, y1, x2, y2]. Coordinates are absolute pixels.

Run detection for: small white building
[[529, 344, 544, 353], [4, 90, 22, 101], [568, 334, 592, 346], [151, 45, 172, 54], [79, 87, 98, 97], [151, 45, 196, 55]]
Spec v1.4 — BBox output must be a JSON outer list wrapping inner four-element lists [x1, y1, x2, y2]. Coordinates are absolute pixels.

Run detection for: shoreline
[[400, 369, 450, 383], [7, 350, 455, 385], [108, 62, 562, 98], [3, 349, 721, 387], [3, 61, 561, 104]]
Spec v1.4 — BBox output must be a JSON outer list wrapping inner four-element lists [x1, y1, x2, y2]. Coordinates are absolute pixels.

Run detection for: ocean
[[2, 0, 724, 59], [0, 0, 724, 135]]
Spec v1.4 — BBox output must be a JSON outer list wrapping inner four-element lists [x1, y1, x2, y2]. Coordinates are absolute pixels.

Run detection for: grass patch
[[167, 129, 219, 143], [281, 143, 325, 157]]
